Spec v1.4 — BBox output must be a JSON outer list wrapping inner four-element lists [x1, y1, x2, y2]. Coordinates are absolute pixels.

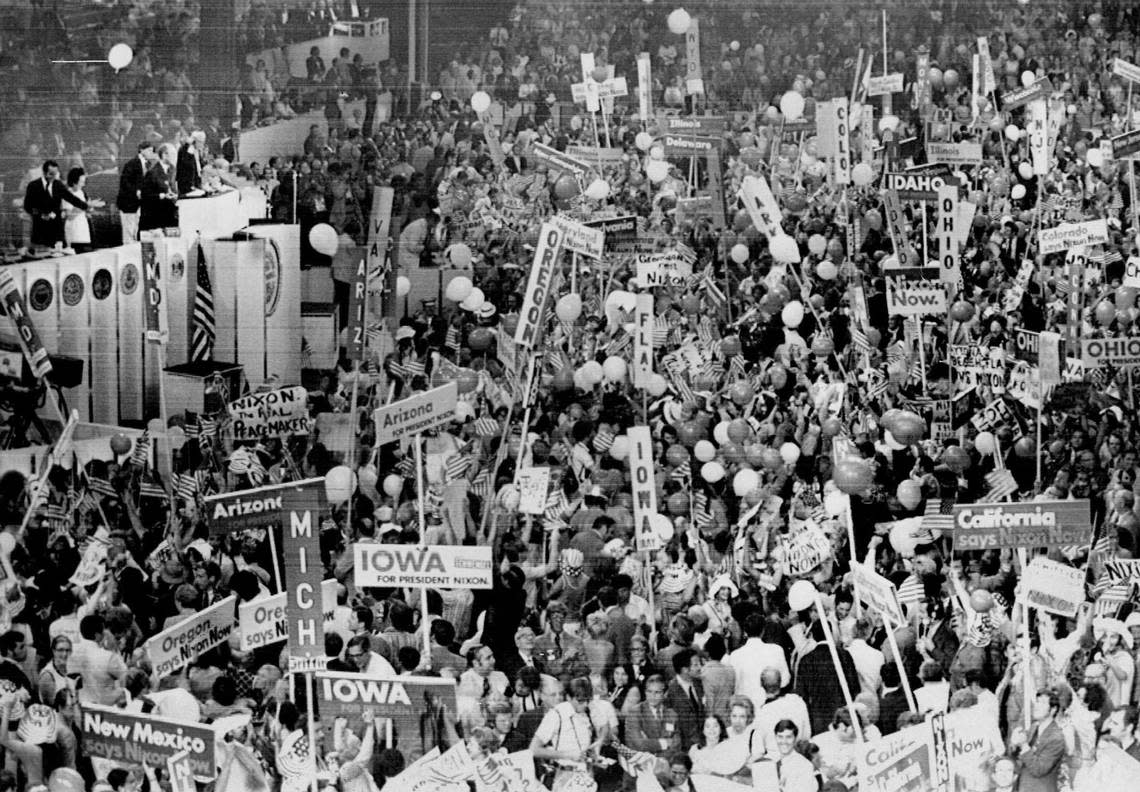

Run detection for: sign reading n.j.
[[950, 500, 1091, 549]]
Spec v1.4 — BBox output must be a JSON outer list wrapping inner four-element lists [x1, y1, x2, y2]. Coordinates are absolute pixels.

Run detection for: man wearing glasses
[[345, 635, 396, 677]]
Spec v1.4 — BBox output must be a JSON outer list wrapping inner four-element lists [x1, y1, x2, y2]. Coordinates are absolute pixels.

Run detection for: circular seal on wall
[[92, 269, 113, 300], [121, 262, 139, 295], [264, 238, 281, 317], [171, 253, 185, 282], [28, 279, 52, 312], [62, 273, 84, 306]]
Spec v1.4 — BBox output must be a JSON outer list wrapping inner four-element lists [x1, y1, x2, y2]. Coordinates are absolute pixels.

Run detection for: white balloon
[[460, 287, 485, 311], [445, 276, 473, 302], [445, 242, 473, 267], [602, 356, 628, 382], [779, 90, 805, 121], [325, 466, 357, 505], [649, 145, 666, 160], [1017, 161, 1034, 180], [701, 461, 726, 483], [647, 373, 668, 396], [1011, 184, 1026, 200], [694, 440, 717, 462], [1087, 148, 1105, 168], [308, 223, 339, 256], [585, 178, 611, 200], [580, 360, 604, 384], [396, 276, 411, 297], [713, 421, 731, 445], [666, 8, 692, 35], [732, 468, 760, 497], [1005, 124, 1022, 142], [730, 243, 749, 264], [788, 579, 818, 611], [635, 132, 655, 151], [646, 159, 670, 183], [470, 90, 492, 114], [107, 43, 134, 71], [555, 294, 583, 323], [780, 442, 801, 465], [609, 436, 631, 460], [851, 162, 874, 187], [975, 431, 996, 455], [807, 234, 827, 256], [781, 301, 805, 328], [878, 115, 900, 133], [651, 512, 674, 541], [1020, 70, 1035, 88], [770, 234, 801, 263]]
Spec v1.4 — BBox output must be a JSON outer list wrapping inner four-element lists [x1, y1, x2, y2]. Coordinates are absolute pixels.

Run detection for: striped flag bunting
[[87, 477, 117, 500], [653, 317, 672, 347], [473, 417, 500, 437], [138, 481, 168, 501], [396, 457, 415, 477], [175, 473, 198, 501], [130, 430, 150, 468], [1092, 582, 1132, 618], [604, 331, 632, 357], [388, 360, 412, 381], [670, 372, 696, 405], [544, 488, 570, 524], [471, 469, 493, 499], [445, 455, 470, 483], [978, 469, 1018, 503], [671, 460, 691, 481], [36, 502, 68, 524], [921, 497, 956, 535], [897, 573, 926, 608], [445, 326, 461, 352], [728, 355, 747, 380], [593, 429, 616, 453], [850, 327, 872, 355]]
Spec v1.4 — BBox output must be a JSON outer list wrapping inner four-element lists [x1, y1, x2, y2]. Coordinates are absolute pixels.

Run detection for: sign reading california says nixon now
[[372, 381, 458, 445], [354, 543, 493, 588], [950, 500, 1091, 549]]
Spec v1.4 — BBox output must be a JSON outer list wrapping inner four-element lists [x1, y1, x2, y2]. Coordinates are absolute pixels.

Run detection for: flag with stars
[[921, 496, 956, 535]]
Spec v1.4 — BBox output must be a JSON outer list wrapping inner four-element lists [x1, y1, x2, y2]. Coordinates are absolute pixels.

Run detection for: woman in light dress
[[63, 168, 102, 251]]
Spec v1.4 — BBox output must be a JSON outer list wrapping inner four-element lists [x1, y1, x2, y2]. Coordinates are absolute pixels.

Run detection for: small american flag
[[396, 457, 415, 477], [301, 337, 314, 368], [474, 417, 499, 437], [445, 325, 461, 352], [544, 488, 570, 523], [670, 372, 696, 405], [130, 430, 150, 468], [897, 574, 926, 608], [36, 502, 68, 524], [728, 355, 747, 379], [176, 473, 198, 501], [471, 469, 493, 499], [405, 359, 426, 378], [388, 360, 412, 381], [445, 455, 470, 483], [850, 327, 872, 355], [703, 276, 728, 313], [671, 460, 692, 481], [593, 429, 615, 453], [88, 477, 116, 499], [604, 331, 632, 357], [138, 480, 168, 501], [921, 496, 956, 534], [1093, 582, 1132, 617], [247, 454, 267, 485], [979, 469, 1018, 503], [653, 317, 672, 347], [696, 317, 717, 348]]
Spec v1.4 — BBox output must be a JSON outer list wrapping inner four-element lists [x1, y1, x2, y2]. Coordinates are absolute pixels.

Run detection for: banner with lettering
[[629, 426, 659, 551], [82, 706, 217, 781], [144, 595, 237, 679], [238, 578, 337, 651], [0, 270, 52, 378], [354, 544, 493, 588], [315, 672, 457, 756], [279, 478, 328, 672], [950, 500, 1092, 549], [515, 222, 565, 348], [228, 386, 310, 440]]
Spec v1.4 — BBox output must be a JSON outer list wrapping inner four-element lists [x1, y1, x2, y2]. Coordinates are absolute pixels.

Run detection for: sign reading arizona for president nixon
[[950, 500, 1091, 549], [372, 382, 458, 445], [354, 543, 493, 588]]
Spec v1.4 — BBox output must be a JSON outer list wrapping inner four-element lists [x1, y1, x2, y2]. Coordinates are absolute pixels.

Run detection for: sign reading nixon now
[[950, 500, 1092, 549], [883, 172, 958, 202]]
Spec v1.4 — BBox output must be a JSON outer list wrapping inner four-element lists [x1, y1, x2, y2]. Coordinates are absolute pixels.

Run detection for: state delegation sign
[[82, 706, 217, 781], [354, 543, 493, 588], [316, 673, 456, 756], [950, 500, 1091, 549], [883, 172, 958, 202], [144, 595, 236, 679], [1038, 219, 1109, 255], [238, 578, 337, 650], [1082, 336, 1140, 368], [551, 215, 604, 259], [372, 382, 459, 446], [1018, 557, 1085, 618], [515, 222, 565, 348]]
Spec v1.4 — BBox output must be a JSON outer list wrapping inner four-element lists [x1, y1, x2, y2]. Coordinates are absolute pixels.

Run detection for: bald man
[[752, 667, 811, 755]]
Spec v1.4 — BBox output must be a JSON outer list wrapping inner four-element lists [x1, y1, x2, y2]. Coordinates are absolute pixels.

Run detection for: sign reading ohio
[[950, 500, 1091, 549]]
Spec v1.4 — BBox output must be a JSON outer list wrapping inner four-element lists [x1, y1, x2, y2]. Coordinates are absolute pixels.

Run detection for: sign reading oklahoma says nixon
[[950, 500, 1091, 549], [372, 382, 458, 445], [354, 543, 493, 588]]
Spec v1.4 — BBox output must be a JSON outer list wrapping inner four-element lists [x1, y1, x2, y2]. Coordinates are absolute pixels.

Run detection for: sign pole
[[306, 673, 319, 792], [884, 618, 918, 713], [414, 431, 432, 669], [814, 591, 864, 743], [881, 10, 891, 117]]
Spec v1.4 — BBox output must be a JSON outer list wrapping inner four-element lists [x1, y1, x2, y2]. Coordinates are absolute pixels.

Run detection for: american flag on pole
[[850, 327, 872, 355], [130, 430, 150, 468], [87, 477, 117, 500], [138, 480, 168, 501], [978, 469, 1018, 503], [190, 244, 216, 362], [921, 496, 956, 534], [671, 460, 691, 482], [445, 455, 470, 483]]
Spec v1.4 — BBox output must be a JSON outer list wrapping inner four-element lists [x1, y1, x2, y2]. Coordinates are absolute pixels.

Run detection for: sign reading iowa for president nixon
[[316, 673, 457, 757], [372, 382, 458, 446], [950, 500, 1091, 549], [354, 543, 493, 588]]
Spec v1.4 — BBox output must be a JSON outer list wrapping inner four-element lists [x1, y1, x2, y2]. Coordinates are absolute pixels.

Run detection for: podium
[[163, 361, 245, 417]]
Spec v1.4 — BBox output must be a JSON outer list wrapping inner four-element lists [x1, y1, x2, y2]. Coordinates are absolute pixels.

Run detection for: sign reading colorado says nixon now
[[950, 500, 1091, 549], [354, 543, 493, 588], [144, 595, 237, 679], [228, 385, 310, 441], [1038, 219, 1109, 255], [372, 381, 458, 446]]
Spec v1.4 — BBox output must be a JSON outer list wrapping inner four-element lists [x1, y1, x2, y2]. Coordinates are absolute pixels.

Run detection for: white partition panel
[[88, 251, 119, 425], [116, 244, 145, 423], [56, 255, 91, 422]]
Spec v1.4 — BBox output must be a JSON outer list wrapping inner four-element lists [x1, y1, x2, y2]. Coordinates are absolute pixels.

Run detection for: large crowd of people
[[6, 0, 1140, 791]]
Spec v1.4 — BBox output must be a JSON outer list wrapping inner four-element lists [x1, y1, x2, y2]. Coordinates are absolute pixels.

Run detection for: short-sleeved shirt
[[534, 701, 594, 765]]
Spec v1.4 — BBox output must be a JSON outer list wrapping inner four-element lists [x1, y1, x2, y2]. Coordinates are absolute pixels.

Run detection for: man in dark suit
[[176, 131, 205, 195], [117, 141, 155, 243], [503, 141, 528, 174], [795, 620, 862, 736], [140, 143, 179, 232], [876, 662, 912, 736], [665, 649, 705, 750], [599, 586, 637, 665], [625, 675, 681, 760], [1012, 689, 1067, 792], [23, 160, 88, 250]]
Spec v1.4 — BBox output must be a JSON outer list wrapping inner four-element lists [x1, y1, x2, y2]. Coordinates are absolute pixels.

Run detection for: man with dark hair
[[599, 586, 637, 665], [728, 611, 789, 705], [397, 646, 421, 674], [1011, 688, 1066, 792], [117, 141, 155, 242], [658, 615, 695, 683], [0, 631, 32, 701], [1102, 704, 1140, 761], [626, 674, 681, 760], [430, 619, 465, 675], [701, 633, 736, 721], [666, 649, 705, 750], [69, 615, 126, 706], [345, 634, 395, 677], [24, 160, 88, 249], [795, 620, 861, 736], [877, 662, 910, 736]]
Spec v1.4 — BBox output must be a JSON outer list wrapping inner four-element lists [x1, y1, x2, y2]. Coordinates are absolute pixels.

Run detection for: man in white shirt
[[847, 618, 885, 696], [914, 660, 951, 715], [753, 667, 811, 755], [67, 615, 126, 707], [728, 613, 790, 709], [457, 644, 510, 731], [345, 635, 396, 677]]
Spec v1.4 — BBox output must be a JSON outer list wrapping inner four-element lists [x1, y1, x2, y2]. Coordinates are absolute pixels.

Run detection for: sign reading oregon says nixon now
[[354, 543, 493, 588], [372, 381, 458, 445], [145, 596, 237, 679], [950, 500, 1091, 549], [1082, 336, 1140, 368]]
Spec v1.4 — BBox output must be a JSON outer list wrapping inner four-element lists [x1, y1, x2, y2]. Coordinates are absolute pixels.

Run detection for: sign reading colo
[[228, 385, 309, 440], [82, 706, 217, 780], [354, 544, 493, 588], [280, 478, 327, 672], [515, 222, 565, 348], [316, 673, 456, 756], [950, 500, 1091, 549]]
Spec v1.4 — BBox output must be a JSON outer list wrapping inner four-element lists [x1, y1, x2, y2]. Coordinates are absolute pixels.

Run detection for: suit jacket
[[877, 688, 911, 736], [504, 155, 527, 174], [24, 177, 86, 247], [117, 156, 147, 213], [665, 678, 705, 750], [429, 645, 466, 677], [176, 144, 202, 195], [604, 607, 638, 666], [1016, 720, 1066, 792], [701, 660, 736, 721], [625, 701, 681, 757], [795, 643, 862, 736], [140, 162, 178, 231]]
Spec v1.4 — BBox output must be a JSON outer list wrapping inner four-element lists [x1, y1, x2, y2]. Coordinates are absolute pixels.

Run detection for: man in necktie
[[666, 649, 705, 750], [627, 675, 681, 760], [1011, 688, 1066, 792]]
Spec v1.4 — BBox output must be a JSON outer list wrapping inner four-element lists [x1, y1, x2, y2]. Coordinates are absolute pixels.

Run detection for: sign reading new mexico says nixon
[[950, 500, 1091, 549], [354, 543, 493, 588], [82, 706, 217, 780]]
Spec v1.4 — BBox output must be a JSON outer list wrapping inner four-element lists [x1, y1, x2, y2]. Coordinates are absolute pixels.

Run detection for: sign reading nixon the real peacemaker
[[950, 500, 1091, 549], [372, 382, 458, 446], [316, 673, 456, 755], [354, 544, 493, 588], [228, 386, 310, 440], [145, 596, 236, 678], [83, 706, 217, 780]]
